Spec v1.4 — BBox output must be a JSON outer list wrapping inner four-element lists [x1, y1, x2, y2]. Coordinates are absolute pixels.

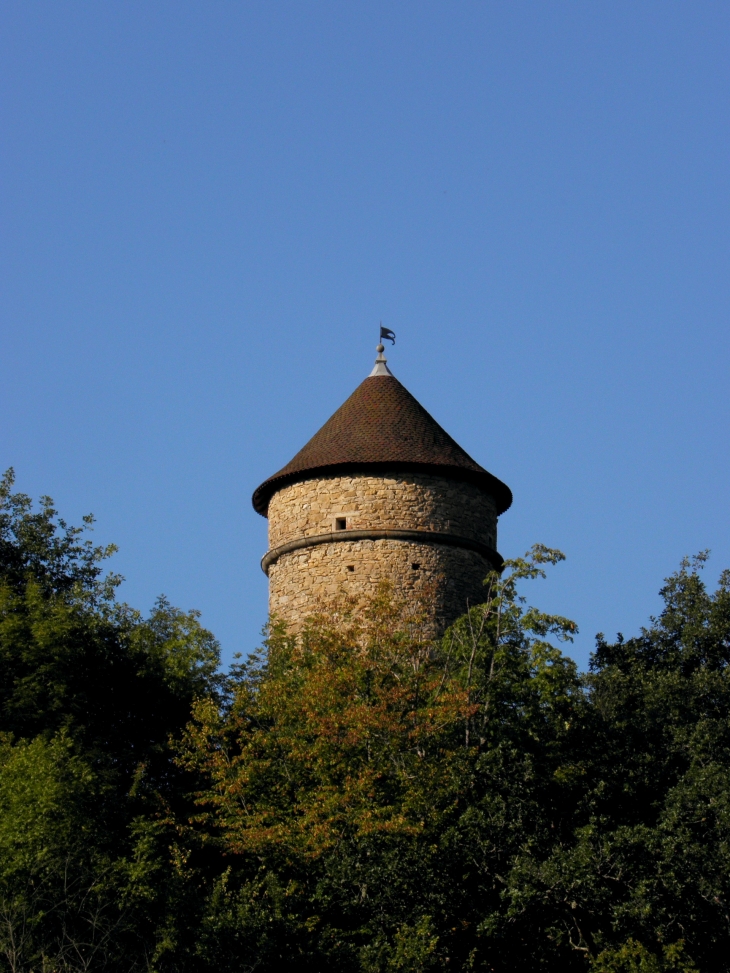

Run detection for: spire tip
[[370, 342, 393, 378]]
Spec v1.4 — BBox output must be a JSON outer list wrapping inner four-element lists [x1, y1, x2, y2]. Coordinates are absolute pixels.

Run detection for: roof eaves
[[252, 460, 513, 517]]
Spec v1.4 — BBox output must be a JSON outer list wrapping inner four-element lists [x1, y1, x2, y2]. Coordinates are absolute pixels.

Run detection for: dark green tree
[[0, 470, 220, 971], [503, 554, 729, 972]]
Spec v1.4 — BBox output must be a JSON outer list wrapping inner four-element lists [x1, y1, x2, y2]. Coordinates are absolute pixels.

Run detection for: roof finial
[[369, 322, 395, 377]]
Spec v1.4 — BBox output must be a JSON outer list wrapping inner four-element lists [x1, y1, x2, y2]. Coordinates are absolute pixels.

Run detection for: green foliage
[[0, 472, 220, 971], [360, 915, 440, 972], [3, 469, 730, 971], [590, 939, 698, 973], [0, 468, 119, 601], [180, 545, 585, 970], [179, 549, 730, 971], [0, 732, 158, 971], [500, 553, 730, 971]]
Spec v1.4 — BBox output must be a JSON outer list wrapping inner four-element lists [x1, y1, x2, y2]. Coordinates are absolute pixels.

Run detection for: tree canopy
[[1, 469, 729, 972], [0, 470, 221, 971]]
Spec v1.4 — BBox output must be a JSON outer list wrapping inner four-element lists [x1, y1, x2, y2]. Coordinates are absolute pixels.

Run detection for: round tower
[[252, 345, 512, 634]]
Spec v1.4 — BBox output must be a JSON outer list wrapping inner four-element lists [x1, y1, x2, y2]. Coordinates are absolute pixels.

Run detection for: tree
[[0, 470, 221, 971], [503, 554, 730, 972], [180, 545, 584, 971]]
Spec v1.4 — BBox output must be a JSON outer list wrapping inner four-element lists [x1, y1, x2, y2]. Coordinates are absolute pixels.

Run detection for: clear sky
[[2, 2, 728, 670]]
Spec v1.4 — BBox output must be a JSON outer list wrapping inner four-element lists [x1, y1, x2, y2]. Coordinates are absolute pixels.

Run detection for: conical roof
[[252, 372, 512, 515]]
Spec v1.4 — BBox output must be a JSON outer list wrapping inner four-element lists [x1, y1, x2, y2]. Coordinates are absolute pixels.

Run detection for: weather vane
[[379, 322, 396, 348], [370, 323, 395, 377]]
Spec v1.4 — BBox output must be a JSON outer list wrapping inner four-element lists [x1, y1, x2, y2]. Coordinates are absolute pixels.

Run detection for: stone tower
[[252, 344, 512, 633]]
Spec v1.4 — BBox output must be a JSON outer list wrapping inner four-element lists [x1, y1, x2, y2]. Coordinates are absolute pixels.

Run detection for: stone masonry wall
[[268, 538, 493, 634], [267, 473, 497, 549], [265, 474, 499, 634]]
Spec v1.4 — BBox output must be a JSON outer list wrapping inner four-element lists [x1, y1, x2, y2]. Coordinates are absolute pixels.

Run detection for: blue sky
[[2, 2, 728, 669]]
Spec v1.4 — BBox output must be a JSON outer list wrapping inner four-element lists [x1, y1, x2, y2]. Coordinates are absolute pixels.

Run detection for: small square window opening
[[411, 563, 421, 571], [347, 565, 355, 572], [335, 517, 347, 531]]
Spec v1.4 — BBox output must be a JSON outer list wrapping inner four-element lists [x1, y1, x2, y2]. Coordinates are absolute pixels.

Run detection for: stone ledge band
[[261, 528, 503, 575]]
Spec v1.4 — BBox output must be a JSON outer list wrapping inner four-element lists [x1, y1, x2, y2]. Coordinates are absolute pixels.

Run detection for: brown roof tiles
[[252, 374, 512, 515]]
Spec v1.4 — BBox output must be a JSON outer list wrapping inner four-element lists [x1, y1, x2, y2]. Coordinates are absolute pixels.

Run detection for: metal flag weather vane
[[379, 323, 396, 345], [370, 323, 396, 376]]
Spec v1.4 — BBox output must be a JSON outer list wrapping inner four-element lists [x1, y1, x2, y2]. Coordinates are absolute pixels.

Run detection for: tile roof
[[252, 373, 512, 515]]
